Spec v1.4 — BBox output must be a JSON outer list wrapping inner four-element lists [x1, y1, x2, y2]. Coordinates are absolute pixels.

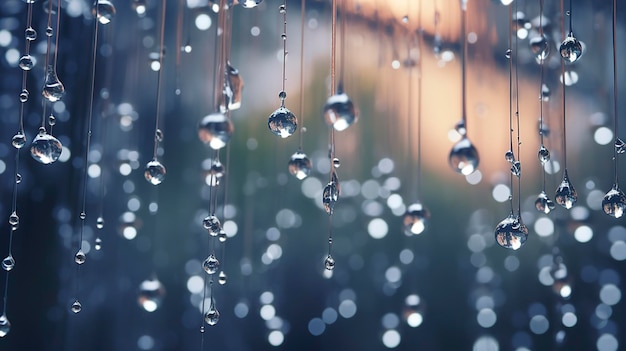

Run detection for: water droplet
[[42, 65, 65, 102], [448, 137, 479, 175], [529, 34, 550, 62], [538, 145, 550, 164], [288, 151, 312, 180], [281, 33, 287, 40], [19, 55, 34, 71], [15, 174, 21, 184], [48, 114, 56, 126], [535, 191, 555, 214], [12, 133, 26, 149], [510, 161, 521, 177], [75, 250, 86, 264], [2, 255, 15, 271], [219, 62, 244, 112], [30, 129, 62, 164], [218, 230, 227, 243], [555, 170, 577, 209], [403, 203, 430, 235], [323, 92, 357, 131], [206, 159, 225, 187], [203, 254, 220, 274], [268, 106, 297, 138], [155, 129, 163, 142], [96, 216, 104, 229], [494, 214, 528, 250], [45, 26, 53, 37], [504, 150, 515, 163], [241, 0, 263, 8], [132, 0, 146, 16], [203, 215, 221, 236], [0, 314, 9, 337], [198, 112, 234, 150], [322, 174, 340, 215], [504, 48, 511, 59], [19, 89, 28, 103], [94, 0, 116, 24], [538, 120, 550, 136], [200, 326, 205, 333], [205, 303, 220, 326], [559, 32, 582, 63], [332, 158, 341, 169], [138, 277, 165, 312], [25, 27, 36, 41], [79, 212, 86, 220], [454, 120, 467, 136], [71, 300, 82, 313], [94, 237, 102, 250], [615, 138, 625, 154], [324, 255, 335, 270], [278, 4, 286, 14], [144, 160, 166, 185], [541, 84, 551, 101], [218, 271, 227, 285], [602, 185, 626, 218], [8, 212, 19, 230]]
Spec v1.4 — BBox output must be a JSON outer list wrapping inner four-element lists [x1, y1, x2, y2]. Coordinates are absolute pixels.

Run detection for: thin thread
[[560, 0, 567, 171], [281, 0, 287, 96], [416, 1, 423, 201], [339, 0, 346, 87], [153, 0, 167, 159], [298, 0, 306, 150], [460, 1, 467, 127], [41, 0, 55, 129], [568, 0, 573, 33], [508, 3, 514, 214], [53, 0, 61, 68], [514, 4, 522, 216], [612, 0, 619, 186], [175, 0, 184, 94], [539, 0, 547, 192]]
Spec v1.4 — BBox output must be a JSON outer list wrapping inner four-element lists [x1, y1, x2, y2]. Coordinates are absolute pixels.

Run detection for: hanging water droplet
[[504, 48, 511, 59], [288, 151, 312, 180], [15, 174, 21, 184], [559, 32, 582, 63], [555, 170, 577, 209], [281, 33, 287, 40], [205, 303, 220, 326], [218, 230, 227, 243], [9, 212, 19, 230], [538, 145, 550, 164], [71, 300, 82, 313], [48, 114, 56, 126], [323, 91, 357, 131], [155, 129, 163, 142], [30, 129, 62, 164], [138, 277, 165, 312], [602, 185, 626, 219], [2, 255, 15, 271], [403, 202, 430, 235], [45, 26, 53, 37], [200, 326, 205, 333], [529, 34, 550, 62], [510, 161, 521, 177], [42, 64, 65, 102], [198, 112, 234, 150], [268, 106, 297, 138], [504, 150, 515, 163], [218, 271, 227, 285], [206, 159, 225, 187], [203, 215, 221, 236], [332, 158, 341, 169], [12, 132, 26, 149], [203, 254, 220, 274], [535, 191, 555, 214], [96, 216, 104, 229], [241, 0, 263, 8], [494, 214, 528, 250], [144, 160, 166, 185], [454, 119, 467, 136], [322, 174, 340, 215], [19, 55, 34, 71], [540, 84, 551, 101], [219, 61, 244, 112], [278, 4, 286, 14], [75, 250, 86, 264], [94, 0, 116, 24], [25, 27, 37, 41], [0, 314, 9, 337], [94, 237, 102, 250], [448, 137, 479, 175], [79, 212, 86, 220], [19, 89, 28, 103], [615, 138, 625, 154], [324, 255, 335, 270]]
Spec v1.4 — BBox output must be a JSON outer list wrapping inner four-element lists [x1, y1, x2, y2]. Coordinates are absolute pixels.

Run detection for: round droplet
[[454, 120, 467, 136], [75, 250, 86, 264], [403, 203, 430, 235], [138, 277, 165, 312], [198, 112, 234, 150], [48, 114, 56, 126], [132, 0, 146, 16], [535, 191, 555, 214], [538, 145, 550, 164], [155, 129, 163, 142], [206, 160, 225, 187], [602, 185, 626, 219], [332, 158, 341, 169], [205, 305, 220, 326], [42, 65, 65, 102], [278, 4, 286, 14], [203, 254, 220, 275], [217, 230, 227, 243], [79, 212, 86, 220], [0, 314, 10, 337], [144, 160, 166, 185], [30, 130, 62, 164], [448, 137, 479, 175], [494, 214, 528, 250], [25, 27, 37, 41], [19, 89, 28, 103], [323, 92, 357, 131], [278, 90, 287, 100], [510, 161, 521, 178], [94, 237, 102, 250], [19, 55, 34, 71], [268, 106, 297, 138], [541, 84, 551, 102], [288, 151, 312, 180], [8, 212, 19, 229], [218, 271, 227, 285], [529, 34, 550, 61], [322, 176, 339, 215], [200, 326, 205, 333], [96, 216, 104, 229], [71, 300, 82, 313], [2, 255, 15, 271], [559, 33, 582, 63], [202, 215, 221, 236], [12, 133, 26, 149], [241, 0, 263, 8], [45, 27, 53, 37], [94, 0, 116, 24], [555, 170, 577, 209], [615, 138, 626, 154], [324, 255, 335, 270], [504, 150, 515, 163], [281, 33, 287, 40]]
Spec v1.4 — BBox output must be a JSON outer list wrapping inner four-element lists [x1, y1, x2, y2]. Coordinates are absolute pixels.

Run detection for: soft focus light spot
[[466, 169, 482, 185], [467, 32, 478, 44], [529, 315, 549, 334], [381, 329, 401, 348], [406, 312, 423, 327], [322, 307, 338, 324], [338, 300, 357, 318], [368, 218, 388, 239], [234, 301, 249, 318], [123, 226, 137, 240], [195, 14, 212, 30], [562, 312, 577, 327], [137, 335, 154, 350], [599, 284, 621, 306], [399, 249, 414, 264], [0, 30, 12, 47], [594, 127, 613, 145], [260, 304, 276, 320], [574, 225, 593, 243], [223, 220, 238, 237], [534, 217, 554, 237], [504, 255, 520, 272], [609, 241, 626, 261], [477, 308, 497, 328], [381, 313, 400, 329], [385, 266, 401, 283], [268, 330, 284, 346], [492, 184, 511, 202], [308, 318, 325, 336], [186, 275, 203, 294], [473, 336, 499, 351], [597, 334, 618, 351]]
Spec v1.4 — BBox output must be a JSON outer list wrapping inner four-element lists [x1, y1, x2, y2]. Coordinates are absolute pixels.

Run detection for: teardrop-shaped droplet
[[30, 129, 62, 164], [534, 191, 555, 214], [75, 250, 86, 265], [602, 185, 626, 219], [218, 271, 227, 285], [198, 112, 234, 150], [541, 84, 551, 101], [203, 254, 220, 275], [42, 65, 65, 102], [538, 145, 550, 164], [205, 303, 220, 326], [559, 32, 582, 63], [138, 277, 165, 312], [510, 161, 521, 177], [268, 106, 297, 138], [0, 314, 10, 337], [454, 120, 467, 136], [218, 229, 227, 242], [529, 34, 550, 62], [94, 237, 102, 250], [2, 255, 15, 271], [504, 150, 515, 163], [448, 137, 479, 175], [206, 160, 225, 187], [403, 203, 430, 235], [93, 0, 116, 24], [25, 27, 37, 41], [96, 216, 104, 229], [144, 160, 166, 185], [615, 138, 625, 154], [19, 55, 34, 71], [12, 132, 26, 149], [494, 214, 528, 250], [323, 92, 358, 131], [202, 215, 221, 236], [155, 129, 163, 142], [322, 174, 340, 215], [324, 255, 335, 270], [71, 300, 82, 313], [555, 170, 577, 209], [241, 0, 263, 8], [288, 151, 312, 180]]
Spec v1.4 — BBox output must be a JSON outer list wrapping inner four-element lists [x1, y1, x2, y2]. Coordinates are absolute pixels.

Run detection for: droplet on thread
[[555, 170, 577, 209], [494, 214, 528, 250], [0, 314, 10, 337], [448, 137, 479, 175], [203, 254, 220, 275], [75, 250, 86, 265], [324, 255, 335, 270], [602, 185, 626, 219], [268, 106, 297, 138], [403, 203, 430, 235], [144, 160, 166, 185], [30, 130, 63, 164], [202, 215, 221, 236], [2, 255, 15, 271], [288, 151, 312, 180], [71, 300, 82, 314], [535, 191, 555, 214]]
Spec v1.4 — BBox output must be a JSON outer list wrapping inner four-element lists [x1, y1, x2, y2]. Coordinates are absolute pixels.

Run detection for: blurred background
[[1, 0, 626, 350]]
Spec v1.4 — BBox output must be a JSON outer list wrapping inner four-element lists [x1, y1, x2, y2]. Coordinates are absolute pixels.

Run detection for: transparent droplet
[[8, 212, 18, 230], [218, 230, 227, 243], [48, 114, 56, 126], [42, 65, 65, 102], [615, 138, 625, 154], [25, 27, 37, 41], [529, 34, 550, 62], [219, 62, 244, 112], [323, 92, 357, 131], [278, 4, 286, 14], [202, 215, 221, 236], [93, 0, 116, 24], [30, 129, 62, 164], [15, 174, 21, 184], [454, 120, 467, 136], [138, 277, 165, 312], [288, 151, 312, 180], [200, 326, 205, 333], [504, 48, 511, 59], [0, 314, 9, 337], [75, 250, 86, 265], [538, 145, 550, 164], [19, 55, 34, 71], [541, 84, 551, 101], [19, 89, 28, 103], [268, 106, 297, 138], [555, 169, 577, 209], [535, 191, 555, 214], [96, 216, 104, 229], [11, 132, 26, 149], [281, 33, 287, 40], [322, 174, 340, 215], [504, 150, 515, 163], [203, 254, 220, 275], [2, 255, 15, 271], [448, 137, 479, 175], [324, 255, 335, 270], [155, 129, 163, 142], [559, 32, 582, 63], [79, 212, 86, 220], [602, 185, 626, 219], [241, 0, 263, 8], [198, 112, 234, 150], [510, 161, 521, 177], [94, 237, 102, 250], [494, 214, 528, 250], [206, 159, 225, 187], [205, 303, 220, 326], [332, 158, 341, 169], [144, 160, 166, 185], [45, 26, 53, 37], [71, 300, 82, 313], [403, 203, 430, 235], [218, 271, 227, 285]]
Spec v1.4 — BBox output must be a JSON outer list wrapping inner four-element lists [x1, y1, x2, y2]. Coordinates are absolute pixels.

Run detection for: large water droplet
[[19, 55, 34, 71], [288, 151, 312, 180], [324, 255, 335, 270], [12, 133, 26, 149], [206, 160, 224, 187], [448, 137, 479, 175], [241, 0, 263, 8], [94, 0, 116, 24], [202, 215, 221, 236], [555, 170, 577, 209], [535, 191, 555, 214], [403, 202, 430, 235], [538, 145, 550, 164], [529, 34, 550, 62], [559, 32, 582, 63], [2, 255, 15, 271], [144, 160, 166, 185], [205, 303, 220, 326], [0, 314, 10, 337], [602, 185, 626, 219], [494, 214, 528, 250], [203, 254, 220, 275], [323, 92, 358, 131], [268, 106, 297, 138], [322, 174, 340, 215], [42, 65, 65, 102], [138, 277, 165, 312], [218, 271, 227, 285], [75, 250, 86, 264], [198, 112, 234, 150], [30, 129, 62, 164], [71, 300, 82, 313]]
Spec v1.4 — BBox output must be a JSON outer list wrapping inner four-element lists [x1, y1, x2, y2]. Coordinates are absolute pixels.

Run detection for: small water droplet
[[30, 130, 62, 164], [278, 4, 286, 14], [510, 161, 521, 177], [535, 191, 555, 214], [602, 185, 626, 218], [559, 32, 582, 63], [48, 114, 56, 126], [79, 212, 86, 220], [206, 159, 225, 187], [288, 151, 312, 180], [42, 65, 65, 102], [15, 174, 21, 184], [281, 33, 287, 40], [94, 237, 102, 250], [202, 215, 221, 236], [322, 174, 340, 215], [218, 230, 227, 243], [241, 0, 263, 8], [0, 314, 11, 337], [504, 150, 515, 163], [268, 106, 297, 138], [75, 250, 86, 264], [454, 120, 467, 136], [555, 170, 577, 209], [96, 216, 104, 229], [402, 15, 409, 23], [94, 0, 116, 24], [203, 254, 220, 275], [8, 212, 19, 230], [198, 112, 234, 150], [144, 160, 166, 185], [448, 137, 479, 175], [403, 203, 430, 235], [505, 48, 511, 59], [138, 277, 165, 312], [19, 55, 34, 71], [200, 326, 205, 333], [12, 133, 26, 149], [19, 89, 29, 103], [332, 158, 341, 169], [323, 92, 357, 131], [25, 27, 37, 41], [541, 84, 551, 101], [615, 138, 625, 154], [71, 300, 82, 313], [45, 26, 53, 37], [324, 255, 335, 270], [205, 304, 220, 326], [433, 34, 443, 57], [2, 255, 15, 271], [218, 271, 227, 285], [494, 214, 528, 250], [529, 34, 550, 62], [155, 129, 163, 142], [538, 145, 550, 164]]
